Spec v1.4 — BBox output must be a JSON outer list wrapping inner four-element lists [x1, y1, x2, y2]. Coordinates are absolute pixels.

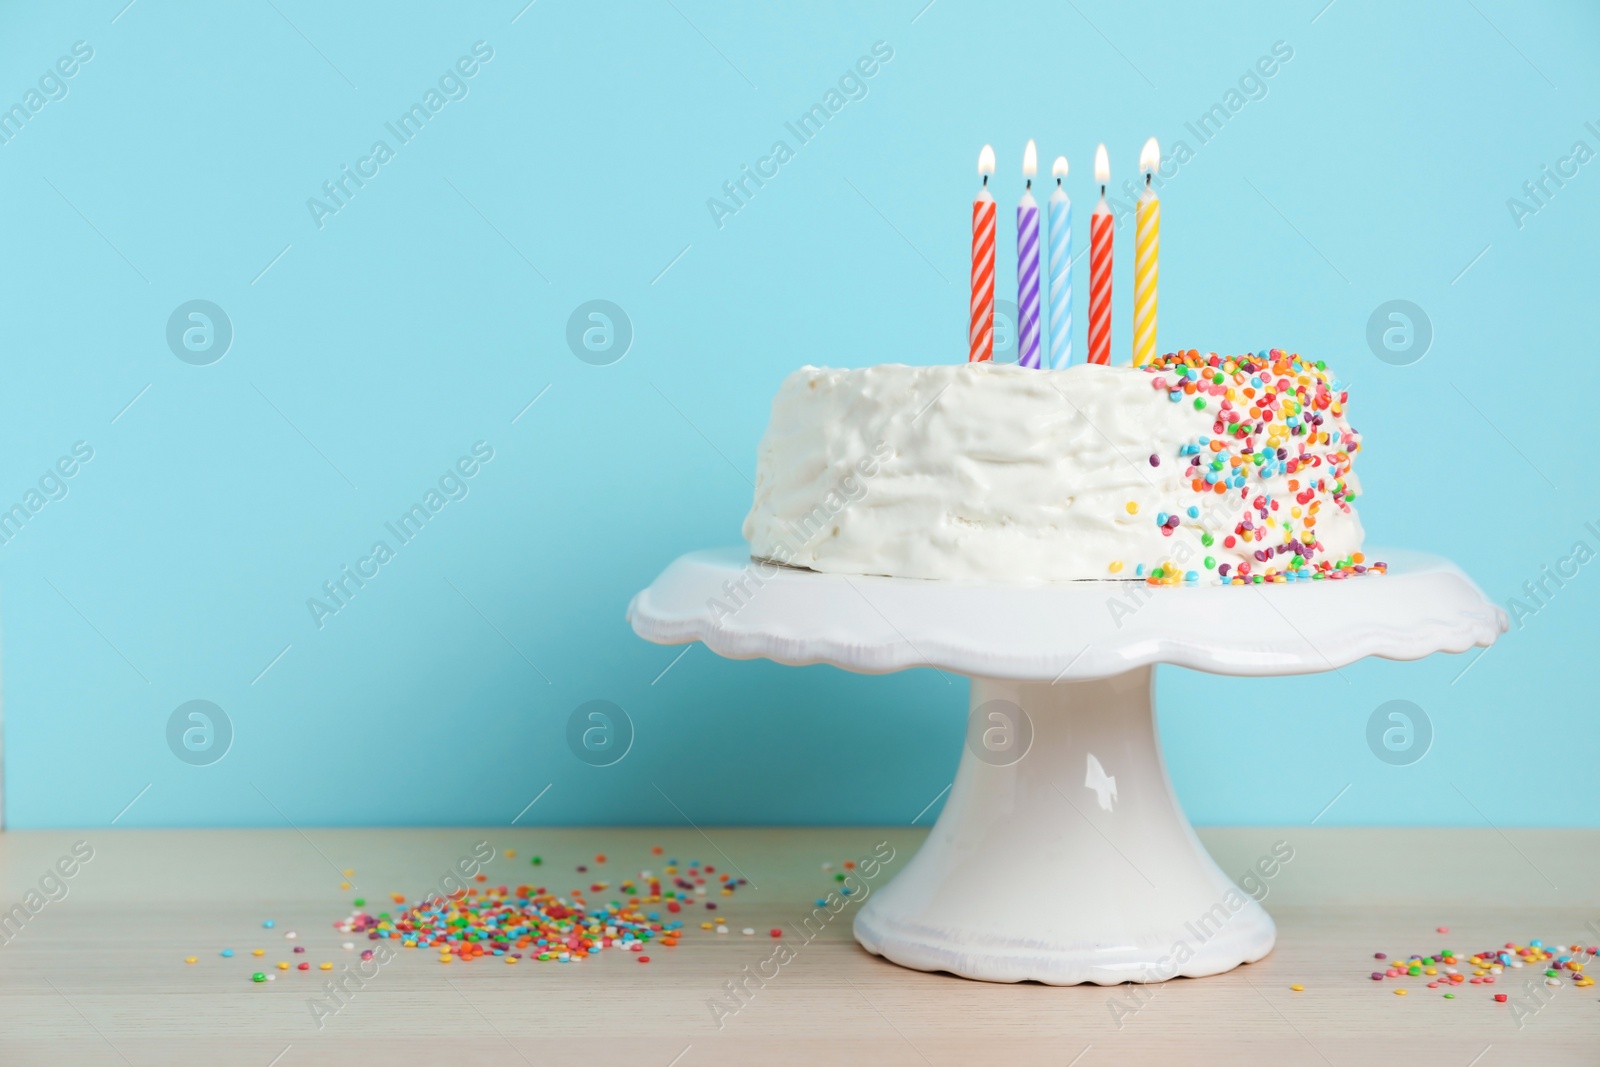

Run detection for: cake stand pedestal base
[[853, 667, 1274, 985], [628, 546, 1505, 986]]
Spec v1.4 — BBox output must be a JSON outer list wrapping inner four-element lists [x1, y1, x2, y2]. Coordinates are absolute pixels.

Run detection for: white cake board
[[627, 547, 1506, 985]]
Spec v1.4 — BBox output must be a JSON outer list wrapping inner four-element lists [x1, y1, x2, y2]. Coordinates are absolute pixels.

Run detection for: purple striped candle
[[1016, 140, 1042, 368]]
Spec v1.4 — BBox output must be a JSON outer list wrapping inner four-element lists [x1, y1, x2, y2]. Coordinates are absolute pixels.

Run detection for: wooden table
[[0, 827, 1593, 1065]]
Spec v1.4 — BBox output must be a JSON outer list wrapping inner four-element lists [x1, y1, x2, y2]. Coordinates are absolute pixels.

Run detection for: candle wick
[[1025, 178, 1032, 191], [1145, 172, 1152, 187], [982, 175, 988, 187]]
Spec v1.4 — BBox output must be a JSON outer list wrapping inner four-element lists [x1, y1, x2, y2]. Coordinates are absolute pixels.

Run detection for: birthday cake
[[742, 349, 1378, 585]]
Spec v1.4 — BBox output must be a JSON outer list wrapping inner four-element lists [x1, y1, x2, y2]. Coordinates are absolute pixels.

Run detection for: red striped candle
[[1087, 143, 1113, 366], [969, 144, 997, 362]]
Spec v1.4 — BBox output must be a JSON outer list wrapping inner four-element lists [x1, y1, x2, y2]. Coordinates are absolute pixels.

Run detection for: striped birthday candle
[[1087, 143, 1112, 366], [1048, 155, 1072, 369], [1132, 138, 1161, 367], [1016, 140, 1041, 368], [969, 145, 997, 362]]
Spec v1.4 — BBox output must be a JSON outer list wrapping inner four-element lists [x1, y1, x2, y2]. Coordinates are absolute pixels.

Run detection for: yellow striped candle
[[1132, 137, 1160, 367]]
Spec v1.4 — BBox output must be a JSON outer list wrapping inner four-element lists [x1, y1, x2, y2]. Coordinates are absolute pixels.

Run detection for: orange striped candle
[[1133, 138, 1161, 367], [1087, 144, 1112, 366], [969, 144, 997, 362]]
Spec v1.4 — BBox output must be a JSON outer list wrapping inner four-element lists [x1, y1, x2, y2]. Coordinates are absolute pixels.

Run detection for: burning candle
[[1088, 143, 1113, 366], [969, 145, 997, 363], [1133, 138, 1161, 367], [1048, 155, 1072, 369], [1016, 140, 1042, 369]]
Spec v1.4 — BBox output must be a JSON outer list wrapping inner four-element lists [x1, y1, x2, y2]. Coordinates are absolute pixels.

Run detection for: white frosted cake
[[742, 350, 1378, 585]]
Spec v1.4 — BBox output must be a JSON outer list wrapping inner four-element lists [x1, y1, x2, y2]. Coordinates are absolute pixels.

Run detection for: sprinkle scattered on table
[[1368, 938, 1596, 1001], [340, 879, 682, 964], [191, 845, 876, 983]]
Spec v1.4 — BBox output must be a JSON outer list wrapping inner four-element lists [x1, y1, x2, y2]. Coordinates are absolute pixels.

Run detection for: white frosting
[[741, 361, 1364, 584]]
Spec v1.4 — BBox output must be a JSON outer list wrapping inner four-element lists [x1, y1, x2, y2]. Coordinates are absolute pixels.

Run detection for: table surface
[[0, 826, 1593, 1066]]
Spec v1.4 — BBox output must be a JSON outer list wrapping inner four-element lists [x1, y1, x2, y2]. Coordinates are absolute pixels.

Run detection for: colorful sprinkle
[[1373, 938, 1592, 1009], [324, 853, 762, 967], [1134, 351, 1377, 587]]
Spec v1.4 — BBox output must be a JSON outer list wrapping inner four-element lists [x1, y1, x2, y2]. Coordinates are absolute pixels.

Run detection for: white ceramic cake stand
[[627, 547, 1505, 985]]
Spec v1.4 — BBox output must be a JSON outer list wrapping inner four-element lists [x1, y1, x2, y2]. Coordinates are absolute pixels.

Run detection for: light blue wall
[[1, 1, 1594, 828]]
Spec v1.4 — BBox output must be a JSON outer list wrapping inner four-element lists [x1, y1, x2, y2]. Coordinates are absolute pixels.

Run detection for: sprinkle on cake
[[1137, 348, 1384, 586]]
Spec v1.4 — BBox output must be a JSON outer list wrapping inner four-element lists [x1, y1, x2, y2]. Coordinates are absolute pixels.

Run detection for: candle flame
[[977, 144, 996, 176], [1022, 139, 1037, 177], [1094, 143, 1109, 185], [1140, 137, 1160, 175], [1052, 155, 1068, 179]]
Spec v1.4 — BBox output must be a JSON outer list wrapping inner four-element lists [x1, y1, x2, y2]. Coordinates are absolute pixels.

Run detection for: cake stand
[[627, 547, 1505, 985]]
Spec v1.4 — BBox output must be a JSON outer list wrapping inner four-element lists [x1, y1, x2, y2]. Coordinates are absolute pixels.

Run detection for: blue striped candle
[[1048, 155, 1072, 369], [1016, 140, 1042, 369]]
